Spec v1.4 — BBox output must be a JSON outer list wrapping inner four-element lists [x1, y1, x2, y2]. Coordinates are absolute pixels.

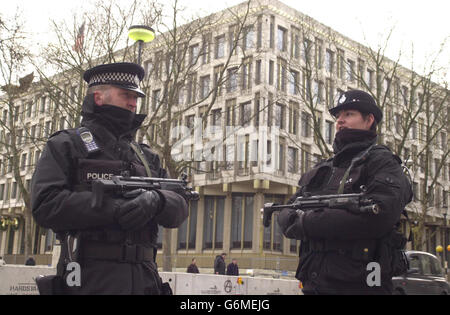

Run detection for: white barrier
[[160, 272, 302, 295], [0, 265, 56, 295], [0, 266, 302, 295]]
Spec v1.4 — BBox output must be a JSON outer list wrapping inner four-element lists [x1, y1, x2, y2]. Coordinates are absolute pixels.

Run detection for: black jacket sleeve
[[281, 150, 412, 241], [141, 146, 188, 228], [31, 133, 117, 232]]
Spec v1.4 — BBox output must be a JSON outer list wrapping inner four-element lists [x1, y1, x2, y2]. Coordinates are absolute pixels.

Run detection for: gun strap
[[130, 142, 152, 177], [337, 144, 376, 194]]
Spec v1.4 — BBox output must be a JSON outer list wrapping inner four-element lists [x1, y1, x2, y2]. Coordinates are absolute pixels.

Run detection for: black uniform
[[278, 129, 412, 294], [214, 255, 226, 275], [226, 263, 239, 276], [187, 263, 199, 273], [31, 63, 188, 294]]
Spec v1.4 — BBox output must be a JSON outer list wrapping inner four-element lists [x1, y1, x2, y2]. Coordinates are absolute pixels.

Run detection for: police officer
[[31, 62, 188, 295], [278, 89, 412, 295]]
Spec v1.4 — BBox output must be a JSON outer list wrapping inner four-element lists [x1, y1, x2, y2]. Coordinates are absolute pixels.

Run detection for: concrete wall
[[0, 265, 302, 295], [0, 265, 56, 295]]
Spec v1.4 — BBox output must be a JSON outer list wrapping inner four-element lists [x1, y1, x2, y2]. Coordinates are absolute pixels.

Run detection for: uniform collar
[[332, 135, 377, 166], [81, 112, 146, 141]]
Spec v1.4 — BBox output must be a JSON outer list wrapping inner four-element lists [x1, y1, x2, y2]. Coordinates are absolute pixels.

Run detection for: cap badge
[[338, 94, 346, 104]]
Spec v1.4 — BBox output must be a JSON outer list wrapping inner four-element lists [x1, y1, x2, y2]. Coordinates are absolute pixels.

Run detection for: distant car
[[392, 251, 449, 295]]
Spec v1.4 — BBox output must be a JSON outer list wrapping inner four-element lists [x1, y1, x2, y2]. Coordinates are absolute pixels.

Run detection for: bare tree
[[0, 10, 35, 259], [33, 0, 161, 129], [136, 0, 258, 271], [276, 18, 449, 251], [353, 31, 450, 251]]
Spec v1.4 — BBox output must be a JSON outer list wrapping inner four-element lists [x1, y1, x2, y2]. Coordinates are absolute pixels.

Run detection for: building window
[[21, 153, 27, 171], [203, 196, 225, 250], [269, 15, 275, 48], [215, 35, 225, 59], [346, 59, 355, 82], [225, 98, 236, 127], [202, 33, 211, 64], [199, 75, 210, 99], [336, 49, 345, 79], [384, 78, 391, 99], [301, 111, 311, 137], [269, 60, 274, 85], [325, 120, 334, 144], [152, 89, 161, 111], [186, 73, 197, 104], [302, 39, 312, 64], [301, 144, 312, 174], [240, 102, 252, 127], [231, 194, 254, 249], [277, 58, 287, 92], [411, 121, 418, 140], [366, 69, 374, 90], [325, 49, 334, 74], [228, 24, 238, 55], [227, 67, 238, 92], [394, 113, 402, 134], [212, 109, 222, 127], [325, 78, 334, 109], [213, 64, 224, 96], [288, 101, 298, 135], [278, 140, 285, 172], [241, 57, 252, 90], [189, 44, 199, 66], [277, 26, 287, 52], [291, 27, 300, 59], [288, 69, 299, 95], [263, 194, 285, 252], [274, 103, 285, 130], [402, 85, 409, 106], [313, 80, 324, 104], [315, 38, 323, 69], [243, 25, 255, 50], [255, 59, 262, 85], [288, 146, 298, 173], [357, 59, 365, 87], [254, 93, 261, 127], [178, 200, 198, 250]]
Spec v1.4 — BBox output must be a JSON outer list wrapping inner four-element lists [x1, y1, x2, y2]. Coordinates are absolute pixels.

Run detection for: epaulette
[[371, 144, 402, 164], [48, 130, 67, 139], [139, 143, 151, 149]]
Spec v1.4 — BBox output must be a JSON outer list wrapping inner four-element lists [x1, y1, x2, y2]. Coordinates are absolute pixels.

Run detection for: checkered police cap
[[329, 89, 382, 123], [83, 62, 146, 97]]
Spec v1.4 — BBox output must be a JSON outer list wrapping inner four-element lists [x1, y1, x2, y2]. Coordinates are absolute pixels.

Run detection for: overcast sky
[[3, 0, 450, 82]]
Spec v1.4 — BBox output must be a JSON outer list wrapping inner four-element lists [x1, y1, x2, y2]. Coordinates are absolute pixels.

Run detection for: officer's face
[[335, 109, 374, 132], [94, 86, 138, 112]]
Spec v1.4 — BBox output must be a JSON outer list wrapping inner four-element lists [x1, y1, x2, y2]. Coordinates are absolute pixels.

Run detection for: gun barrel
[[91, 175, 198, 209], [260, 193, 379, 226]]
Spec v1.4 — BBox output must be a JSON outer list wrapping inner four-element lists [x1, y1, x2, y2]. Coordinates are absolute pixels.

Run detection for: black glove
[[277, 208, 307, 240], [115, 189, 163, 231]]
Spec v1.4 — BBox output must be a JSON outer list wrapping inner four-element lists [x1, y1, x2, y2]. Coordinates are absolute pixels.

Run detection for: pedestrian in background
[[214, 253, 226, 275], [187, 258, 199, 273], [25, 256, 36, 266], [226, 258, 239, 276]]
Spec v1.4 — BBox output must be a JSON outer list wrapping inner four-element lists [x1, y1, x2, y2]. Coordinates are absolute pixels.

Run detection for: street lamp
[[128, 25, 155, 65]]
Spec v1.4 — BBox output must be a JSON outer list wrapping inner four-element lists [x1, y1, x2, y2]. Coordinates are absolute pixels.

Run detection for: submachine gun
[[262, 189, 380, 228], [91, 173, 199, 209]]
